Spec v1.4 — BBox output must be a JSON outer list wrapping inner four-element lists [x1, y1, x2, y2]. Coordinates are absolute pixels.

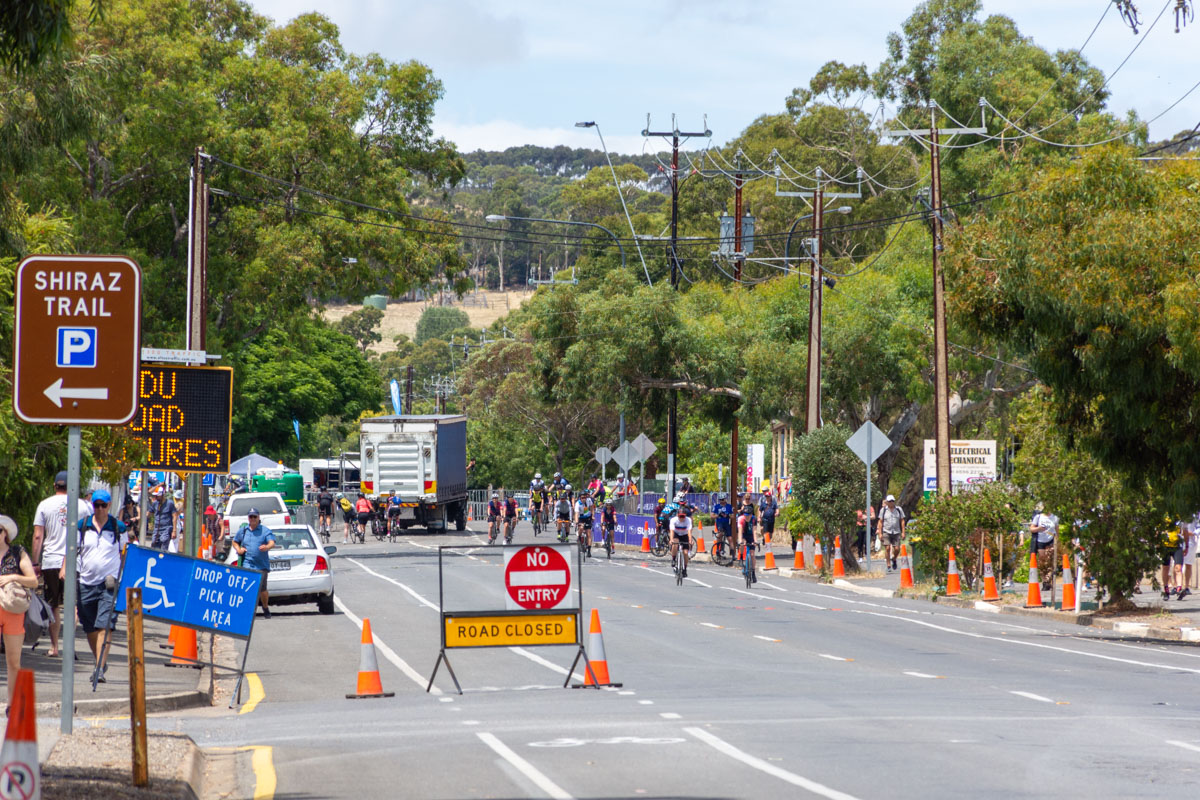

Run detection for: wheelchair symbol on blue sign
[[56, 327, 98, 368]]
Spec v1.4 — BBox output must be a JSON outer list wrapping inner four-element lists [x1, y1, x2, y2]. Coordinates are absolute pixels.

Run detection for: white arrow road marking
[[43, 378, 108, 407]]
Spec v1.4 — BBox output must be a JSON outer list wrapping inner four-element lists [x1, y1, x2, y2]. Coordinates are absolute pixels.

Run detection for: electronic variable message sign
[[127, 365, 233, 473]]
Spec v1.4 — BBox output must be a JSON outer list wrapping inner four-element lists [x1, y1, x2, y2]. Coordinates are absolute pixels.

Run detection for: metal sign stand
[[426, 544, 605, 694]]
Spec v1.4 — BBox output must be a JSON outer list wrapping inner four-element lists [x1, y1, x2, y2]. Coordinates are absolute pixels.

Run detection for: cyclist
[[614, 472, 628, 497], [587, 473, 604, 504], [554, 490, 573, 543], [654, 497, 670, 537], [575, 490, 595, 553], [486, 492, 503, 544], [670, 506, 695, 577], [386, 493, 404, 536], [316, 486, 334, 539], [550, 472, 566, 497], [337, 493, 354, 544], [737, 498, 758, 583], [529, 472, 546, 495], [503, 493, 519, 543], [528, 481, 546, 533], [600, 500, 617, 554], [712, 492, 733, 556], [353, 492, 372, 541]]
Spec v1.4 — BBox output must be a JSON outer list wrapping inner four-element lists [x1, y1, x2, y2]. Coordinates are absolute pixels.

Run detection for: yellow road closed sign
[[445, 613, 578, 648]]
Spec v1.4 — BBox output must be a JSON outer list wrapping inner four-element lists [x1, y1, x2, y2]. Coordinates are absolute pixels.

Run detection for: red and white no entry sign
[[504, 546, 571, 610]]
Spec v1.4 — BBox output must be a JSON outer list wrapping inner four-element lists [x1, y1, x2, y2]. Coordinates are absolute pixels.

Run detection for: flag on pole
[[390, 379, 402, 415]]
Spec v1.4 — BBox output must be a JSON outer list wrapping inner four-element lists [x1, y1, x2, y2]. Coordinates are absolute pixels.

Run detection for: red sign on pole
[[12, 255, 142, 425], [504, 546, 571, 610]]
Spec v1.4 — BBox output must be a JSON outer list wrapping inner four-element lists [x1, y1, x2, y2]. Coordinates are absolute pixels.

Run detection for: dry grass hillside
[[323, 289, 532, 354]]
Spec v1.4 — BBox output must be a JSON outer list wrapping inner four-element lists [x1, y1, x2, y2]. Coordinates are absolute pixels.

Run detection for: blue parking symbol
[[57, 327, 98, 368]]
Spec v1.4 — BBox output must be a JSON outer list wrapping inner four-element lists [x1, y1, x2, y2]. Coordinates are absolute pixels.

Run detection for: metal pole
[[138, 473, 149, 546], [62, 425, 81, 733], [930, 120, 951, 496], [865, 438, 872, 574], [667, 132, 679, 498]]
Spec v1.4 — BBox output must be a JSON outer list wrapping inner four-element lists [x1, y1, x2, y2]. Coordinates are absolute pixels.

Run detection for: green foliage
[[789, 425, 869, 558], [0, 0, 101, 72], [781, 504, 823, 547], [906, 482, 1022, 587], [335, 306, 384, 353], [415, 306, 470, 345]]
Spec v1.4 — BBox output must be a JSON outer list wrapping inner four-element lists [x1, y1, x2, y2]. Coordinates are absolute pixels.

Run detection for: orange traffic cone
[[832, 536, 845, 577], [814, 539, 825, 571], [1025, 551, 1043, 608], [946, 547, 962, 596], [581, 609, 620, 687], [793, 539, 806, 569], [347, 618, 395, 698], [981, 548, 1000, 601], [1061, 554, 1076, 612], [764, 547, 777, 571], [167, 626, 201, 668], [765, 531, 772, 545], [898, 545, 914, 589], [696, 535, 705, 555], [0, 669, 38, 798], [640, 523, 651, 553]]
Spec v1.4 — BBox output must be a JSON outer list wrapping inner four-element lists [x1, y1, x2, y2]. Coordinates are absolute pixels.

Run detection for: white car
[[228, 523, 337, 614], [221, 492, 292, 539]]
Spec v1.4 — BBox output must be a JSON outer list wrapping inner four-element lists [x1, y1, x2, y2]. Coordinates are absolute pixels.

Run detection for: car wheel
[[317, 591, 335, 615]]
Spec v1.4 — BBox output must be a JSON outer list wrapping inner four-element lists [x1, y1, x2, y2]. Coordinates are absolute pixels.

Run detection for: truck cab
[[360, 414, 468, 532]]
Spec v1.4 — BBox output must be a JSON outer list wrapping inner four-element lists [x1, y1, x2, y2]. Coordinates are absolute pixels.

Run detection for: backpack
[[24, 584, 54, 647], [78, 515, 122, 547]]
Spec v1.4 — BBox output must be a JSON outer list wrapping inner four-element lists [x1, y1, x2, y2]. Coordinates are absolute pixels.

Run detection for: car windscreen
[[228, 497, 285, 516], [271, 528, 316, 551]]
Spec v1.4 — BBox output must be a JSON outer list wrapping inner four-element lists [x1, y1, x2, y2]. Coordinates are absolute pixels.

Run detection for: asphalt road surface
[[145, 520, 1200, 799]]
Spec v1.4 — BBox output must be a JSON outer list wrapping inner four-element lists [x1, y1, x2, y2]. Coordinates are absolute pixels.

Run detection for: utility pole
[[883, 103, 986, 495], [731, 158, 743, 498], [184, 147, 209, 558], [404, 365, 414, 414], [642, 115, 710, 498]]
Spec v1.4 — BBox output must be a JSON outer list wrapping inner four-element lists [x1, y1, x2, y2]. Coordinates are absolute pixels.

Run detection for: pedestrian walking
[[72, 490, 127, 679], [758, 488, 778, 543], [147, 484, 178, 551], [32, 470, 92, 658], [876, 494, 906, 572], [1182, 518, 1198, 594], [1029, 503, 1058, 589], [1160, 517, 1185, 601], [855, 506, 876, 559], [233, 509, 276, 618], [120, 493, 140, 537], [0, 514, 38, 710]]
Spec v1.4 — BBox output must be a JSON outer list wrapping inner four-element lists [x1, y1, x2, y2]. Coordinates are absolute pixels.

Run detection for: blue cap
[[247, 508, 261, 517], [92, 489, 112, 504]]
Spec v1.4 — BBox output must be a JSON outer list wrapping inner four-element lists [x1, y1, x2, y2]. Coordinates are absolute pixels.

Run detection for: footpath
[[1, 618, 229, 800]]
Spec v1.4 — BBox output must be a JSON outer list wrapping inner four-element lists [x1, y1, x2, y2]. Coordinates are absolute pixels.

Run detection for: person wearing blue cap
[[233, 509, 276, 618], [73, 488, 127, 677]]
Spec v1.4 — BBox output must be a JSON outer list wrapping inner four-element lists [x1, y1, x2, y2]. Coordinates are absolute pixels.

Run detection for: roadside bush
[[907, 481, 1023, 590], [789, 425, 872, 573]]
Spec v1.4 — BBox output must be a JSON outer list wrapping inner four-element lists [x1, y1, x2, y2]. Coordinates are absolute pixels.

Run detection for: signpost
[[12, 254, 143, 735], [847, 421, 891, 573], [127, 364, 234, 473], [632, 433, 656, 496]]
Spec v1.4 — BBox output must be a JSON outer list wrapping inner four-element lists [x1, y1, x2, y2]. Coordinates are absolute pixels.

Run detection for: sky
[[247, 0, 1198, 154]]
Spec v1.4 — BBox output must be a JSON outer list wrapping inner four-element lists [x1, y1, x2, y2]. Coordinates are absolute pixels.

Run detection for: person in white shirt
[[70, 489, 127, 677], [33, 470, 93, 658], [1029, 502, 1058, 589]]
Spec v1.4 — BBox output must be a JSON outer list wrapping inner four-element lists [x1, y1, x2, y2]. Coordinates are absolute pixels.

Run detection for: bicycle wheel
[[605, 531, 613, 559], [675, 551, 684, 585], [651, 531, 668, 557], [711, 540, 732, 567]]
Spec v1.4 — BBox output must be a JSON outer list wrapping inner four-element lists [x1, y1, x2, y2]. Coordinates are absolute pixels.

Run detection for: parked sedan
[[250, 524, 337, 614]]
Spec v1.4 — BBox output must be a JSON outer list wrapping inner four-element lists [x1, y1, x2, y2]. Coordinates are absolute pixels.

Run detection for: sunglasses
[[94, 502, 108, 508]]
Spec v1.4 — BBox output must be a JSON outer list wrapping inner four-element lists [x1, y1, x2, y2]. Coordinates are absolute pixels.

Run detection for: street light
[[575, 121, 652, 286], [485, 213, 624, 280]]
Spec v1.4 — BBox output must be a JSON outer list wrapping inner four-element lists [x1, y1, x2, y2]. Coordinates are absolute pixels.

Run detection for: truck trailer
[[359, 415, 468, 532]]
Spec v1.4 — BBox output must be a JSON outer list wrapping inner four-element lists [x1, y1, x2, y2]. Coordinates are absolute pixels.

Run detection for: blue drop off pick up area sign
[[116, 545, 263, 639]]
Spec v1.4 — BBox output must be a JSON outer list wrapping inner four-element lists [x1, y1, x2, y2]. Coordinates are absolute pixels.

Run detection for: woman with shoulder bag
[[0, 514, 39, 711]]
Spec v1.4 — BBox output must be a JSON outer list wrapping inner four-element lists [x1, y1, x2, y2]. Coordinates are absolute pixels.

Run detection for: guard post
[[427, 543, 597, 694], [116, 544, 264, 708]]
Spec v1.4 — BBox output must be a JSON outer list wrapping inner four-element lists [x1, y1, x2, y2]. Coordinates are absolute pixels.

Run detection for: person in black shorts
[[738, 500, 757, 584], [316, 488, 334, 533]]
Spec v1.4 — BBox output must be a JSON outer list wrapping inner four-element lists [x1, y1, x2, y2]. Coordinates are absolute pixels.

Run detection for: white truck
[[359, 414, 468, 532]]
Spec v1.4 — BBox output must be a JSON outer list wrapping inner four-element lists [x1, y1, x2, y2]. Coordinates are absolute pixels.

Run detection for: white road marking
[[438, 697, 454, 703], [849, 609, 1200, 675], [346, 558, 439, 610], [1010, 691, 1054, 703], [508, 647, 585, 682], [685, 727, 862, 800], [1167, 740, 1200, 753], [819, 654, 851, 662], [639, 700, 654, 705], [757, 581, 788, 591], [904, 671, 941, 679], [463, 720, 481, 725], [618, 690, 636, 696], [723, 586, 826, 610], [660, 712, 682, 719], [755, 635, 781, 643], [476, 732, 573, 800], [659, 610, 679, 616], [687, 578, 713, 587], [701, 622, 724, 629], [333, 596, 442, 695]]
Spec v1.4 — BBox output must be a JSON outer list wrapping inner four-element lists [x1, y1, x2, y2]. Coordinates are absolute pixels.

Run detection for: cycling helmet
[[336, 492, 344, 499], [605, 500, 614, 507], [657, 497, 666, 505], [534, 472, 542, 479], [718, 492, 727, 500], [674, 491, 687, 502], [617, 472, 624, 479], [492, 492, 499, 499], [564, 483, 572, 491], [554, 472, 562, 478]]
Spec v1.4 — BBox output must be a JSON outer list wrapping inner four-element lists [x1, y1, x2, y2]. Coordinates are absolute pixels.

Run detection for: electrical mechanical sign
[[127, 365, 233, 473]]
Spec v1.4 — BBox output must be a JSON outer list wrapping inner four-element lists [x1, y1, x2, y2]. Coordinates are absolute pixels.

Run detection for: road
[[148, 521, 1200, 799]]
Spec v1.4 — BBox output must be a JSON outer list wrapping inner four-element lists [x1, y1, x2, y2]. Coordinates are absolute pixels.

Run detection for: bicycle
[[650, 520, 670, 557], [577, 518, 592, 560], [601, 523, 614, 559], [711, 530, 735, 566], [503, 515, 516, 545], [741, 543, 756, 588], [317, 512, 332, 544], [556, 516, 571, 544], [672, 542, 685, 585], [531, 504, 543, 537], [370, 510, 387, 542], [387, 512, 403, 543], [487, 516, 500, 545]]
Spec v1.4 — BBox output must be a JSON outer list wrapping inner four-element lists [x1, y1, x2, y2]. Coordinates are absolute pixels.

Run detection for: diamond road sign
[[612, 441, 638, 472], [13, 255, 142, 425], [595, 446, 612, 465], [846, 421, 890, 466], [632, 433, 657, 462]]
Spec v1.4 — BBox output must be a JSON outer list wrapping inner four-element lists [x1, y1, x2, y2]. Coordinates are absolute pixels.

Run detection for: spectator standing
[[1160, 518, 1185, 601], [1028, 503, 1058, 589], [877, 495, 907, 572], [72, 490, 126, 679], [0, 515, 37, 711], [203, 506, 221, 547], [233, 510, 276, 618], [758, 489, 779, 544], [148, 485, 178, 551], [713, 493, 733, 549], [1182, 518, 1198, 595], [120, 494, 140, 538], [855, 507, 876, 559], [32, 470, 92, 658]]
